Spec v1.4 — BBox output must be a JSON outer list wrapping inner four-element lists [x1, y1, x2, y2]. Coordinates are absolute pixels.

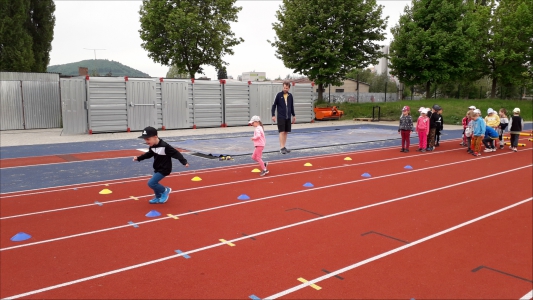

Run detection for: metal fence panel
[[60, 78, 87, 134], [224, 82, 250, 126], [161, 80, 189, 129], [0, 81, 24, 130], [292, 83, 314, 123], [0, 72, 59, 82], [191, 81, 223, 128], [87, 77, 128, 133], [126, 79, 157, 131], [22, 81, 61, 129]]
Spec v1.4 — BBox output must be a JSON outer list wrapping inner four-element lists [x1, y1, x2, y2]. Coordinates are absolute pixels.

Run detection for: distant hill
[[47, 59, 150, 77]]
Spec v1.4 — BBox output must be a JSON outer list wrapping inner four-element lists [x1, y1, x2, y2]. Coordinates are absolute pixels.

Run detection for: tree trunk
[[426, 81, 431, 99], [491, 77, 497, 98], [318, 83, 324, 101]]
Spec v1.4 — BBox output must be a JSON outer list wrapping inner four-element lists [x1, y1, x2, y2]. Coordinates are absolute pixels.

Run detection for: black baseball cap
[[433, 104, 442, 111], [138, 126, 157, 138]]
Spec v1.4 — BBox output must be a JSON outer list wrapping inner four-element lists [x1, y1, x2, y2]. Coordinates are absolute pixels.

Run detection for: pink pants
[[252, 146, 266, 170], [418, 130, 427, 149]]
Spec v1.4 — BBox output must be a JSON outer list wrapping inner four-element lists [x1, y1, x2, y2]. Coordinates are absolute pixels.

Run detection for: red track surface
[[1, 140, 532, 299]]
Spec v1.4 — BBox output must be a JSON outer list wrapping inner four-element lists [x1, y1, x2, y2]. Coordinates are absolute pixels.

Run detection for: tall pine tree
[[0, 0, 34, 71], [26, 0, 56, 72], [0, 0, 55, 72]]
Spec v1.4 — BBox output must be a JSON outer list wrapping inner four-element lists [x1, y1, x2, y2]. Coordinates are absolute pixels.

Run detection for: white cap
[[513, 107, 520, 113], [248, 115, 261, 124], [487, 108, 495, 114], [421, 108, 429, 114], [474, 109, 481, 114], [418, 107, 425, 112], [469, 106, 476, 109]]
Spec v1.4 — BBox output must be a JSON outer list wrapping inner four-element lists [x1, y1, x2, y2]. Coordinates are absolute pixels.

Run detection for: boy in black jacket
[[427, 105, 441, 151], [133, 127, 189, 204]]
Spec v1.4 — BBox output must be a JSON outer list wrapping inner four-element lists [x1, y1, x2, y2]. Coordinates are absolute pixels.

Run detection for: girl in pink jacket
[[416, 109, 430, 152], [249, 115, 269, 176]]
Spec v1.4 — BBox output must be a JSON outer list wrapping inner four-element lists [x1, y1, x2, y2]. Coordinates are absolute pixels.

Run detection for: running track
[[1, 136, 532, 299]]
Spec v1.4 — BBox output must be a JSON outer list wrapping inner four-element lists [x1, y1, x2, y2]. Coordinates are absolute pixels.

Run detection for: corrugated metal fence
[[1, 73, 315, 133], [0, 72, 61, 130], [60, 77, 315, 134]]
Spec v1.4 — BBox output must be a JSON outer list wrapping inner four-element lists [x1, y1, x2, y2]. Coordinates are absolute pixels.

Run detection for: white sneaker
[[483, 148, 492, 153], [492, 148, 497, 152], [513, 148, 518, 152]]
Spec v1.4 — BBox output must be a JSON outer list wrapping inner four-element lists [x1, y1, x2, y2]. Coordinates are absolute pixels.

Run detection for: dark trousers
[[427, 128, 437, 148], [510, 133, 520, 147], [482, 136, 497, 149], [401, 130, 411, 149]]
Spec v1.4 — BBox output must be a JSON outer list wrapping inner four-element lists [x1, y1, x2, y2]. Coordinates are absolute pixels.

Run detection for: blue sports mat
[[172, 127, 401, 156]]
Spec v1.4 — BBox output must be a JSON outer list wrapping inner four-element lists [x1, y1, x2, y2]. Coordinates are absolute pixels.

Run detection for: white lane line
[[2, 172, 531, 300], [0, 138, 464, 197], [263, 197, 533, 300], [520, 290, 533, 300], [1, 148, 463, 220], [1, 154, 530, 253]]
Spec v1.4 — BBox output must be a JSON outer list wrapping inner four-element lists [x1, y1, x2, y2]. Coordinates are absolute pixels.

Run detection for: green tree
[[269, 0, 387, 100], [217, 66, 228, 80], [25, 0, 56, 72], [0, 0, 33, 71], [389, 0, 476, 98], [139, 0, 244, 79], [166, 65, 189, 78]]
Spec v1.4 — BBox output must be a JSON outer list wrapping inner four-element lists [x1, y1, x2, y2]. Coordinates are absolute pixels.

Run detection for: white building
[[374, 45, 390, 76], [242, 72, 266, 82]]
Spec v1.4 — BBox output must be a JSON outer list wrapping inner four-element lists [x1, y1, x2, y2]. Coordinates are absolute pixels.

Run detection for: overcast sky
[[50, 0, 411, 79]]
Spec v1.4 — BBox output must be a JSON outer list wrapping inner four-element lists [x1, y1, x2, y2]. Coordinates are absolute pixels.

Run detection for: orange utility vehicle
[[314, 106, 344, 120]]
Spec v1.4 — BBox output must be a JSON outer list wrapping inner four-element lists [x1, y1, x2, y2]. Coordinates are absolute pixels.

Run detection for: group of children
[[398, 105, 443, 152], [461, 106, 524, 155], [399, 104, 525, 156]]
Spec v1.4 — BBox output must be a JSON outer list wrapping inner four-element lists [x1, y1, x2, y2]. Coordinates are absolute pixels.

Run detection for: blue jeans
[[148, 172, 166, 198]]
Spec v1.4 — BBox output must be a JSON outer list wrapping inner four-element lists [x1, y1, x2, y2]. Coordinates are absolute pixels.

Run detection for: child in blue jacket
[[482, 126, 499, 152], [471, 110, 486, 157]]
